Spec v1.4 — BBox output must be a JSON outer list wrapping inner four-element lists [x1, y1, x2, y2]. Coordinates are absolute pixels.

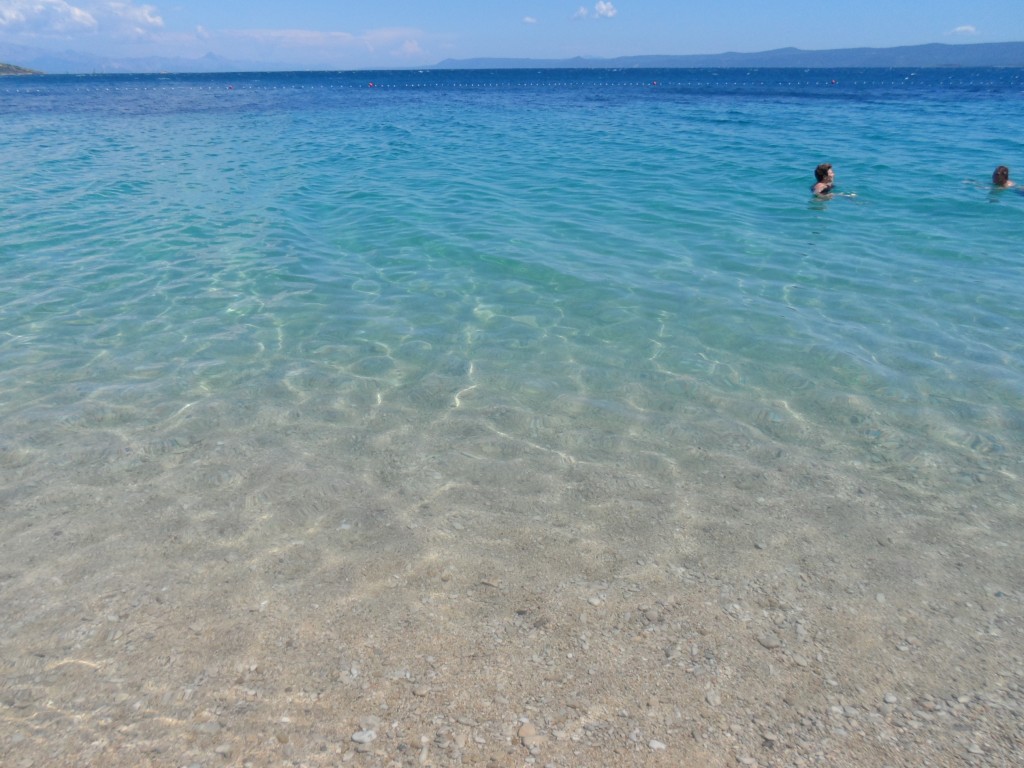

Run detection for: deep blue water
[[1, 68, 1022, 525]]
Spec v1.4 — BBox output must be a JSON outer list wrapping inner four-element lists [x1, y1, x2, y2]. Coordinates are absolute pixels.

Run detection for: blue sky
[[1, 1, 1022, 68]]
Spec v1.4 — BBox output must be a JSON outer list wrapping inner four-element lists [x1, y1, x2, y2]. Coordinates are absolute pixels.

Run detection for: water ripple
[[1, 69, 1022, 516]]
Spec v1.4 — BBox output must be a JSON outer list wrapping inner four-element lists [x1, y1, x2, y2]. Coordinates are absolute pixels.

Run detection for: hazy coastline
[[2, 40, 1023, 75]]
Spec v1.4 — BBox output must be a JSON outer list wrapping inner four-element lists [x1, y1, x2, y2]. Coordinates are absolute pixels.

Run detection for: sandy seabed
[[1, 408, 1022, 768]]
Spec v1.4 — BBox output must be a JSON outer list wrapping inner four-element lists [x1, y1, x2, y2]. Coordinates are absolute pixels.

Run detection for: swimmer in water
[[992, 165, 1014, 188], [811, 163, 834, 197]]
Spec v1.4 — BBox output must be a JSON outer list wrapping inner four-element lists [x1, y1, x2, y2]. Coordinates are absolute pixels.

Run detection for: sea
[[3, 67, 1022, 503], [1, 68, 1023, 763]]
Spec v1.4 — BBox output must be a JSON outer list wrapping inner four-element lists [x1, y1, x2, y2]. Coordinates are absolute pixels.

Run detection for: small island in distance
[[0, 62, 40, 75]]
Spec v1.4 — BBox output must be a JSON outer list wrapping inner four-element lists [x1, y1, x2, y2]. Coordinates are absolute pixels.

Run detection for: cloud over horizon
[[3, 2, 1019, 73], [0, 1, 162, 36], [574, 2, 617, 21], [0, 1, 428, 66], [218, 25, 427, 63]]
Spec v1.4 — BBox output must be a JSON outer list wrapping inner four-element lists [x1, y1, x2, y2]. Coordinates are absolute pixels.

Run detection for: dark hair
[[993, 165, 1010, 186], [814, 163, 833, 182]]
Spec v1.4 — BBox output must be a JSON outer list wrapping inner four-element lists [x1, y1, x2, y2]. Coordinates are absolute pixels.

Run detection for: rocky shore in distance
[[0, 62, 42, 75]]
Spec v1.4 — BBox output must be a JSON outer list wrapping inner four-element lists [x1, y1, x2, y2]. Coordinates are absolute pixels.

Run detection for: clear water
[[2, 68, 1022, 534]]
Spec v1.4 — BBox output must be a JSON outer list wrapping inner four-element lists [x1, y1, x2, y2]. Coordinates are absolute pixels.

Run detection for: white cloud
[[0, 0, 97, 32], [950, 25, 977, 35], [107, 2, 162, 30], [362, 26, 423, 53], [397, 38, 422, 57], [225, 28, 357, 47], [0, 1, 162, 35], [223, 26, 426, 61], [523, 16, 537, 25], [573, 3, 617, 21]]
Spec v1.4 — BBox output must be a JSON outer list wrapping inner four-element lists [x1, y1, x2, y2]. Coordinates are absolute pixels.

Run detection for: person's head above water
[[992, 165, 1013, 187], [812, 163, 834, 196]]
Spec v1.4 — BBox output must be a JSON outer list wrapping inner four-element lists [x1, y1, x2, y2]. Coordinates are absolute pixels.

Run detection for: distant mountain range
[[2, 41, 1024, 75], [435, 42, 1024, 70]]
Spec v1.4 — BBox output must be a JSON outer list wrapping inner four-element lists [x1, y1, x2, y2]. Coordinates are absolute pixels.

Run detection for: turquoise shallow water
[[3, 69, 1024, 767], [1, 69, 1023, 521]]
